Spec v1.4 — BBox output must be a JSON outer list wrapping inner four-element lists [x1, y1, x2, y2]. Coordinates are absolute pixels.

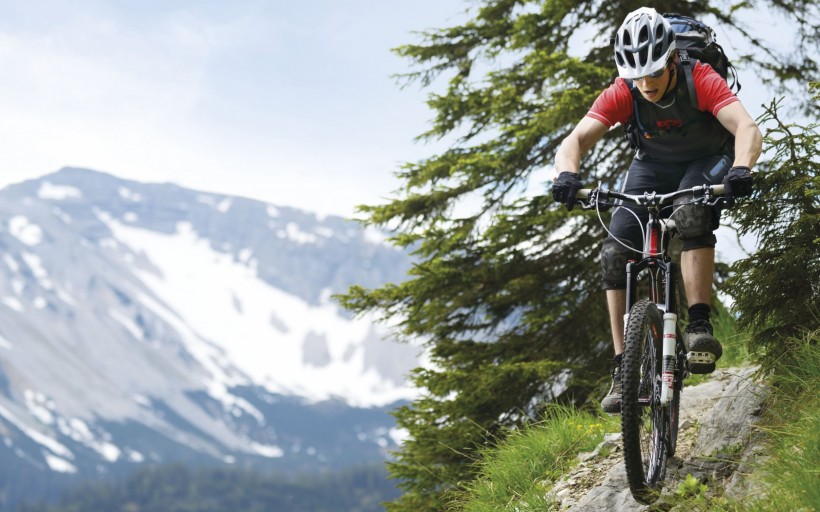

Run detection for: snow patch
[[249, 442, 284, 458], [126, 449, 145, 463], [217, 198, 232, 213], [37, 182, 82, 201], [103, 217, 418, 407], [197, 195, 232, 213], [56, 417, 121, 463], [9, 216, 43, 246], [0, 332, 12, 350], [3, 255, 19, 272], [25, 390, 56, 425], [2, 297, 24, 312], [285, 222, 318, 244], [0, 401, 73, 460], [238, 248, 253, 264], [118, 187, 143, 202], [109, 310, 145, 340], [22, 252, 53, 290], [44, 453, 77, 473]]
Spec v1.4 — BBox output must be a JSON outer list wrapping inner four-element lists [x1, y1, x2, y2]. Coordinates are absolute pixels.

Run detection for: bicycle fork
[[624, 218, 678, 407], [661, 313, 676, 405]]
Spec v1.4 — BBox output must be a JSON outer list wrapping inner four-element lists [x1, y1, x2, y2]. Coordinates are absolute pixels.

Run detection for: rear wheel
[[621, 299, 668, 504]]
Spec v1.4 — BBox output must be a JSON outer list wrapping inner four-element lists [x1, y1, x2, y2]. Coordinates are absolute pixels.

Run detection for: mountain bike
[[576, 183, 725, 504]]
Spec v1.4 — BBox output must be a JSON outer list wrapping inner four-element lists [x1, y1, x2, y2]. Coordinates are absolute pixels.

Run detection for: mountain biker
[[551, 7, 762, 413]]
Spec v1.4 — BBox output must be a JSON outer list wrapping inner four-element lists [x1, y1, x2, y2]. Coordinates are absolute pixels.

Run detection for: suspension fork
[[624, 218, 679, 406], [660, 259, 679, 405]]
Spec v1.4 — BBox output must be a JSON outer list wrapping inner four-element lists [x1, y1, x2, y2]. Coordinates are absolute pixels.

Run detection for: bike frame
[[578, 184, 725, 406]]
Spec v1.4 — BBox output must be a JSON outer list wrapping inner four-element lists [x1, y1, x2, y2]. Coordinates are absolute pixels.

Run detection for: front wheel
[[621, 299, 668, 504]]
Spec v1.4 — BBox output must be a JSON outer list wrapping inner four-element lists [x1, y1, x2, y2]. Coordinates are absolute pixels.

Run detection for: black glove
[[722, 166, 753, 207], [552, 171, 583, 211]]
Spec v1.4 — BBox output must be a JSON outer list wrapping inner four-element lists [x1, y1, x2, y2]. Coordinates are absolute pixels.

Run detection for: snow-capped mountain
[[0, 167, 418, 500]]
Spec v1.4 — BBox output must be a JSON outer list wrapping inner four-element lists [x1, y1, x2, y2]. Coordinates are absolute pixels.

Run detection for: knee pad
[[600, 237, 635, 289], [671, 202, 717, 250]]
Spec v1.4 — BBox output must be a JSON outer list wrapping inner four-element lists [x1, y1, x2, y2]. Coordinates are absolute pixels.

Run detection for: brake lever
[[577, 187, 599, 210]]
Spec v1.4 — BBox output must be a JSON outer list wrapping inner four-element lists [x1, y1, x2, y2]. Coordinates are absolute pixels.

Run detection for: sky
[[0, 2, 794, 220], [0, 1, 467, 217]]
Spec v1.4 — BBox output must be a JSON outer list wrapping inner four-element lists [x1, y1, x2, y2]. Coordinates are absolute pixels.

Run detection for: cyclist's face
[[634, 66, 672, 103]]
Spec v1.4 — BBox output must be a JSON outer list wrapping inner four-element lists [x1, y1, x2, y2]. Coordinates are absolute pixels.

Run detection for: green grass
[[448, 407, 619, 511], [660, 328, 820, 511], [742, 329, 820, 511]]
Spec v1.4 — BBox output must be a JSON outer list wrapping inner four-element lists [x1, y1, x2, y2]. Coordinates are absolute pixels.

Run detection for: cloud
[[0, 1, 466, 216]]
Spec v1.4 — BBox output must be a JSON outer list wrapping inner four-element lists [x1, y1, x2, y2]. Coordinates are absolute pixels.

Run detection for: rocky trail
[[548, 366, 768, 510]]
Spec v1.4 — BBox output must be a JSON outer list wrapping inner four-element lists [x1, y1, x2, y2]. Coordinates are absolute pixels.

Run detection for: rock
[[555, 366, 766, 509], [568, 463, 647, 511], [692, 367, 767, 457]]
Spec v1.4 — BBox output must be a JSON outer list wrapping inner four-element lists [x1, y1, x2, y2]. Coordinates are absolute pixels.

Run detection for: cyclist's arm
[[554, 116, 609, 176], [715, 101, 763, 169]]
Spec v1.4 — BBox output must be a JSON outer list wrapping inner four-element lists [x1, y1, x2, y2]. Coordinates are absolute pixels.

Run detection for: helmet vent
[[652, 42, 664, 61], [638, 25, 649, 44]]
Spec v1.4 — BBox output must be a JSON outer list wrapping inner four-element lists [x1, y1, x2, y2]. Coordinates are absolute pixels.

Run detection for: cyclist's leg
[[673, 154, 732, 372], [673, 153, 732, 249]]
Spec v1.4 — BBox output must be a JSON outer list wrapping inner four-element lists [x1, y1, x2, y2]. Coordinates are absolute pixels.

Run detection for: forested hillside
[[15, 464, 399, 512]]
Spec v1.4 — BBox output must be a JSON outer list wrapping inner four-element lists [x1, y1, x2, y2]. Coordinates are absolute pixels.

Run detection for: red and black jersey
[[587, 61, 738, 162]]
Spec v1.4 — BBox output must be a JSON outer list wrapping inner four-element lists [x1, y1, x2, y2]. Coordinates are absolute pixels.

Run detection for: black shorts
[[601, 153, 732, 289]]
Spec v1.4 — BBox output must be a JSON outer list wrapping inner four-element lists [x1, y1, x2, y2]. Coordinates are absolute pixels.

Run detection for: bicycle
[[575, 183, 725, 504]]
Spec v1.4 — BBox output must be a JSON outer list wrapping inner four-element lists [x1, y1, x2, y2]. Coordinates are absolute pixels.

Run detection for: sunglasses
[[635, 66, 667, 82]]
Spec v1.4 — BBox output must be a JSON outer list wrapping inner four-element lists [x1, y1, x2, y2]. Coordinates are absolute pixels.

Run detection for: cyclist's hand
[[722, 166, 753, 207], [552, 171, 583, 211]]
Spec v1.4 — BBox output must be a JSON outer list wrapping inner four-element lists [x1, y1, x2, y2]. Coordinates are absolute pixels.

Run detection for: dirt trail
[[547, 366, 767, 511]]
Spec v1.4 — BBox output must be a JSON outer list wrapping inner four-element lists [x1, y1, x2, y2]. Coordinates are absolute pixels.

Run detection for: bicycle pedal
[[687, 351, 717, 374], [687, 351, 716, 365]]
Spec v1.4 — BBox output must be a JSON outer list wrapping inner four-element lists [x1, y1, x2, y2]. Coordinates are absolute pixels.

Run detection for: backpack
[[663, 13, 741, 108]]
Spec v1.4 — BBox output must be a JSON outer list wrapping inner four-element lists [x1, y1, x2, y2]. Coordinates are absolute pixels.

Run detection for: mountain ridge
[[0, 167, 416, 507]]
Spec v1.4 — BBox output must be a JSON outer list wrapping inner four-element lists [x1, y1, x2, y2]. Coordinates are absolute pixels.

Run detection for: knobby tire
[[621, 299, 668, 504]]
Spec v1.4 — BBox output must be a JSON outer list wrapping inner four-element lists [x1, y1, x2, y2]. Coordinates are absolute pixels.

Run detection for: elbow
[[740, 121, 763, 161], [751, 124, 763, 160]]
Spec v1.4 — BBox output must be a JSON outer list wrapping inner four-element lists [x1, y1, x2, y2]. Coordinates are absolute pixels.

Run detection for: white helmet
[[613, 7, 676, 80]]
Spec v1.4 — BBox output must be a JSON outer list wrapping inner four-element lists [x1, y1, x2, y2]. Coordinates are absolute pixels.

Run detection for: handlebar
[[575, 184, 725, 209]]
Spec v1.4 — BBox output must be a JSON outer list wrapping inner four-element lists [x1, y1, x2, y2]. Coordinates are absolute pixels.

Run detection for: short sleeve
[[692, 61, 739, 115], [586, 78, 634, 127]]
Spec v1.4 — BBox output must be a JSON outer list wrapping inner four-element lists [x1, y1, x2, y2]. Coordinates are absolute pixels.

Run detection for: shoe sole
[[687, 350, 716, 374]]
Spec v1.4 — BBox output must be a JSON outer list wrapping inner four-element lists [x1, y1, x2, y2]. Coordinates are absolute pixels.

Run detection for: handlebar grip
[[575, 188, 593, 199], [712, 184, 725, 195]]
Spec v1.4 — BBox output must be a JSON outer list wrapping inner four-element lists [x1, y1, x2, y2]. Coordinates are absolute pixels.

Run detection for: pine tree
[[338, 2, 819, 510], [725, 84, 820, 360]]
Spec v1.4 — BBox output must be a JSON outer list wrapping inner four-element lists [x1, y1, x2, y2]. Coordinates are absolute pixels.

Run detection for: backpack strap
[[677, 49, 698, 109], [624, 80, 651, 149]]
